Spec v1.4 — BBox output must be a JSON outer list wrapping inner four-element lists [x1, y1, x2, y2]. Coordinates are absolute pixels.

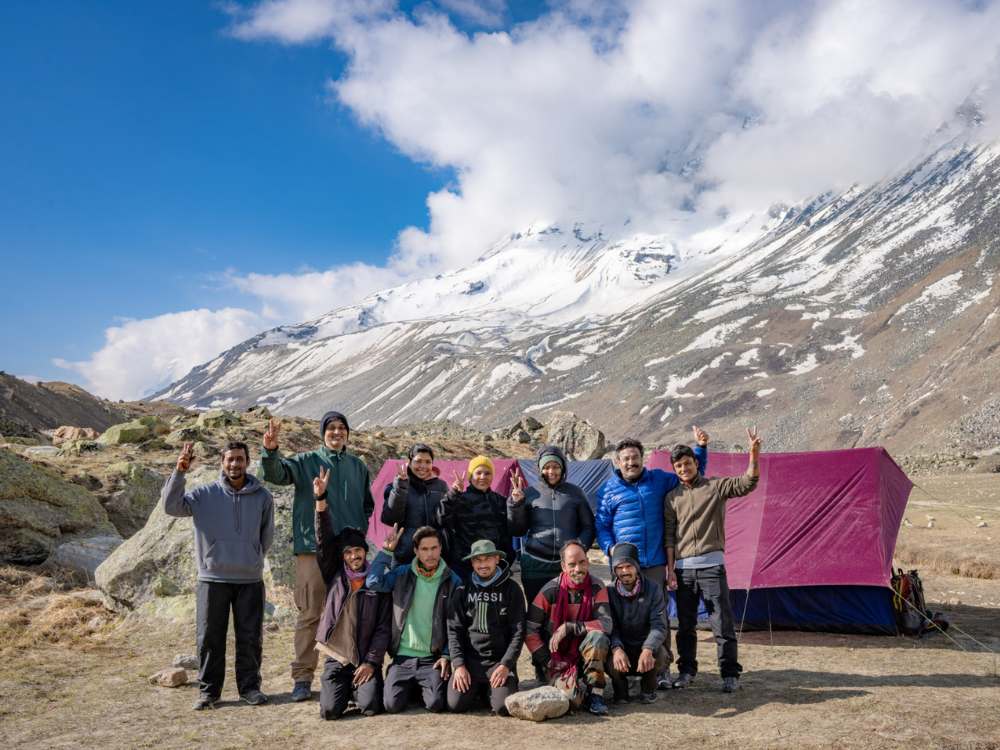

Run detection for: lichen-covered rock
[[103, 462, 165, 537], [505, 686, 570, 722], [0, 448, 117, 564], [48, 533, 123, 577], [98, 421, 151, 446], [544, 411, 606, 460], [196, 409, 238, 429]]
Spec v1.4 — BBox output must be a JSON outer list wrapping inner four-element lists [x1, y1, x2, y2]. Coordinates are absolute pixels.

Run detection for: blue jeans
[[675, 565, 742, 678]]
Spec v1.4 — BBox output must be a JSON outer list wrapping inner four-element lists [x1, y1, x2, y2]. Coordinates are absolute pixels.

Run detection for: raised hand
[[510, 469, 526, 504], [747, 425, 762, 458], [176, 442, 194, 473], [382, 523, 405, 553], [263, 417, 281, 450], [692, 424, 709, 446], [450, 470, 465, 494], [396, 461, 408, 482], [312, 466, 330, 501]]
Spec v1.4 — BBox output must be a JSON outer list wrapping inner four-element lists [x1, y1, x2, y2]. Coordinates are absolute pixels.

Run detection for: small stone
[[902, 518, 913, 527], [505, 685, 570, 722], [265, 621, 280, 632], [172, 654, 199, 670], [149, 667, 187, 687], [976, 521, 988, 528], [926, 521, 935, 529]]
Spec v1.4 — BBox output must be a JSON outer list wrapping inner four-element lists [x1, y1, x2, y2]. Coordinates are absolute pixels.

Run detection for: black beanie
[[321, 410, 350, 438], [610, 542, 640, 572], [337, 526, 369, 553]]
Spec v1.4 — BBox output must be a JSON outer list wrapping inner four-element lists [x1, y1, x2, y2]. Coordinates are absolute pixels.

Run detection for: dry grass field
[[2, 472, 999, 750]]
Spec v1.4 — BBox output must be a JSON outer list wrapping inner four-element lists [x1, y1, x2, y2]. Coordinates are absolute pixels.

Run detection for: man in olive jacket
[[664, 427, 761, 693], [260, 410, 374, 702]]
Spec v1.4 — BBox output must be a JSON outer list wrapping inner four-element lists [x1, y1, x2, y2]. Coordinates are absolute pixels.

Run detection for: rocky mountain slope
[[0, 373, 130, 439], [155, 130, 1000, 455]]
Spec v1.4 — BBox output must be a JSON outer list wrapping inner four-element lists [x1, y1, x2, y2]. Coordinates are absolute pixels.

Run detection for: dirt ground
[[3, 472, 1000, 750]]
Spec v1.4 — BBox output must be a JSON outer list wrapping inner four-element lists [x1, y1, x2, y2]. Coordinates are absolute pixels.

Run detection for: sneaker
[[656, 665, 673, 690], [722, 676, 740, 693], [241, 689, 269, 706], [291, 681, 312, 702], [587, 693, 609, 716], [639, 691, 657, 704], [192, 694, 217, 711], [672, 673, 695, 689]]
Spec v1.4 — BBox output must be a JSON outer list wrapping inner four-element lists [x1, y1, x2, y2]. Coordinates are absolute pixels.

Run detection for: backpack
[[891, 568, 949, 636]]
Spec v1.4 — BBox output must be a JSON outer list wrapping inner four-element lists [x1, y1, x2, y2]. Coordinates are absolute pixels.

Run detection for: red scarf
[[549, 572, 593, 667]]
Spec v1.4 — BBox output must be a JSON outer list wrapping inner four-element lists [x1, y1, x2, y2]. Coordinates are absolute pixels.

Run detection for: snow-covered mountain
[[156, 133, 1000, 454]]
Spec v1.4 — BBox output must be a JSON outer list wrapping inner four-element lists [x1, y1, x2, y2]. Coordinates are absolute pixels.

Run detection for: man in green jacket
[[261, 410, 374, 702]]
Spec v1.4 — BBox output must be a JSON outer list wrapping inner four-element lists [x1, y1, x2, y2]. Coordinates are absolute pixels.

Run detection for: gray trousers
[[446, 658, 518, 715], [383, 655, 446, 713], [675, 565, 742, 678], [319, 658, 383, 719]]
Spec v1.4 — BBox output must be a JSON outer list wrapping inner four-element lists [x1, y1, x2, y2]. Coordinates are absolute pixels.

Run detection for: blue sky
[[3, 1, 996, 399]]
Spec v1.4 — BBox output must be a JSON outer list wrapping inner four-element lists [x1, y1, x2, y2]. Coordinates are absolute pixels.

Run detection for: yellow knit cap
[[467, 455, 495, 479]]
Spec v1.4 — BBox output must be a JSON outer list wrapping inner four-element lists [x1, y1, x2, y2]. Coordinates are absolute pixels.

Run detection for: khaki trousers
[[291, 554, 328, 683]]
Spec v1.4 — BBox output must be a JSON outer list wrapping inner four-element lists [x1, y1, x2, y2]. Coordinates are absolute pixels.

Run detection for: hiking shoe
[[192, 694, 217, 711], [722, 676, 740, 693], [587, 694, 609, 716], [639, 691, 657, 704], [240, 689, 269, 706], [291, 681, 312, 702], [672, 673, 695, 689], [656, 665, 673, 690]]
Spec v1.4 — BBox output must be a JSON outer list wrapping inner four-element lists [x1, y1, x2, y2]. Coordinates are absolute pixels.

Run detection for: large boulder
[[0, 448, 118, 564], [95, 465, 295, 612], [48, 533, 124, 577], [103, 462, 165, 537], [544, 411, 606, 460], [196, 409, 239, 429], [51, 426, 99, 446], [98, 420, 151, 447], [505, 686, 570, 722]]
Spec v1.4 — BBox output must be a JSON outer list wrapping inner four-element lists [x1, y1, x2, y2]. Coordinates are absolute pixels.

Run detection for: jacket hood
[[469, 559, 511, 588], [536, 444, 568, 484], [217, 471, 263, 494]]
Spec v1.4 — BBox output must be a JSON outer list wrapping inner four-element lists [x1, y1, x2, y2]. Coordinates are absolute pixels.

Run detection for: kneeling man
[[606, 542, 670, 704], [314, 468, 391, 719], [447, 539, 526, 715], [525, 540, 612, 715], [367, 525, 461, 713]]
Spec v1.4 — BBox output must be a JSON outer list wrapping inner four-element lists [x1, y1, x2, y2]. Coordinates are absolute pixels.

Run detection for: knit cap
[[320, 411, 350, 438], [467, 455, 495, 479], [610, 542, 640, 572]]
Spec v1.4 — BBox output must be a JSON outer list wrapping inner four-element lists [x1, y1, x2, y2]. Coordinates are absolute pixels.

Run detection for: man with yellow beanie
[[438, 455, 523, 580]]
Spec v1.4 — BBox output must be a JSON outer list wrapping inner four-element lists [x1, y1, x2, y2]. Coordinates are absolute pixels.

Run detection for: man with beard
[[606, 542, 669, 705], [163, 441, 274, 711], [313, 468, 391, 720], [447, 539, 526, 716], [261, 411, 374, 702], [380, 444, 450, 565], [524, 540, 613, 716], [508, 445, 595, 606], [366, 525, 461, 713]]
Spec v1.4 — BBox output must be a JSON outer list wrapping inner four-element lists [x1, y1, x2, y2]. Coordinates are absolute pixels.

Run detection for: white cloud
[[54, 308, 264, 400]]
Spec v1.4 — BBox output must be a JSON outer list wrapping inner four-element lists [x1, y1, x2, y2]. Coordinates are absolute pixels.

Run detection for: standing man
[[366, 525, 461, 713], [261, 411, 374, 702], [666, 427, 762, 693], [606, 542, 670, 705], [380, 443, 450, 565], [447, 539, 526, 716], [524, 540, 613, 716], [313, 469, 391, 720], [163, 441, 274, 711], [508, 444, 595, 606]]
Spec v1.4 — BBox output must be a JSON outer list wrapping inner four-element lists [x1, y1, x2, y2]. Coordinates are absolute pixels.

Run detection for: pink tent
[[648, 447, 912, 632], [367, 458, 519, 548]]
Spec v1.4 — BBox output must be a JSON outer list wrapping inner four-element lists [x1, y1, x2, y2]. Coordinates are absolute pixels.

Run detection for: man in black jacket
[[366, 525, 461, 713], [606, 542, 670, 705], [313, 471, 391, 720], [380, 444, 450, 565], [447, 539, 526, 715]]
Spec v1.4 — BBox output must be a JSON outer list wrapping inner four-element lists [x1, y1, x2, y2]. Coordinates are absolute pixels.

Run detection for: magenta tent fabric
[[367, 458, 519, 547], [647, 448, 912, 590]]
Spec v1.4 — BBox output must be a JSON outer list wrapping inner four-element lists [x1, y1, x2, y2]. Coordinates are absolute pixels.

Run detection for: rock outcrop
[[544, 411, 607, 460]]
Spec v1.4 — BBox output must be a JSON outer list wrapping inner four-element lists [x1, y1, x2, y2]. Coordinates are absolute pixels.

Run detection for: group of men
[[162, 408, 762, 717]]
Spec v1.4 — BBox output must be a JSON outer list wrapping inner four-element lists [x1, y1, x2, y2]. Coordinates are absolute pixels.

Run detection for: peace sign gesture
[[382, 523, 405, 552], [263, 417, 281, 450], [313, 466, 330, 501], [176, 442, 195, 473], [692, 424, 710, 446], [396, 461, 409, 482], [746, 425, 762, 458], [510, 468, 527, 504], [450, 470, 465, 494]]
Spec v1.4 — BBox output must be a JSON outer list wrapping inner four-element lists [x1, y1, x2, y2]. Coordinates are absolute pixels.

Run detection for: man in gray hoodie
[[163, 441, 275, 710]]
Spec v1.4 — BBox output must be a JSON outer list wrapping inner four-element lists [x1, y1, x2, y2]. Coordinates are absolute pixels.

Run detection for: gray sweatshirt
[[162, 469, 274, 583]]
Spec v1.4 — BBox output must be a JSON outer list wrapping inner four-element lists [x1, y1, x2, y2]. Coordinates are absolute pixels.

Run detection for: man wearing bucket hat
[[438, 455, 520, 580], [606, 542, 670, 705], [261, 410, 375, 702], [446, 539, 526, 715], [509, 444, 595, 606]]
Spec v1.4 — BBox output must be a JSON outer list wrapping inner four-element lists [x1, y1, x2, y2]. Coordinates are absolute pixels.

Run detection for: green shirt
[[397, 559, 446, 658], [260, 444, 374, 554]]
